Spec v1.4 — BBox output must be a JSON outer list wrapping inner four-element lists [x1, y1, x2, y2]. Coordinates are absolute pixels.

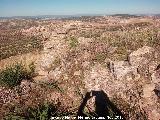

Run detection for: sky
[[0, 0, 160, 17]]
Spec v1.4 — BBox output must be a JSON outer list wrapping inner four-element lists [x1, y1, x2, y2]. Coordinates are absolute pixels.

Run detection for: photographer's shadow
[[77, 90, 126, 119]]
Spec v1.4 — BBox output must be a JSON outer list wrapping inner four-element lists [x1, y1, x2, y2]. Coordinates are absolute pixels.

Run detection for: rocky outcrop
[[83, 46, 160, 120], [32, 32, 160, 119], [35, 34, 69, 81], [110, 60, 139, 80], [78, 37, 93, 47], [129, 46, 156, 67], [5, 31, 159, 120], [30, 33, 160, 120]]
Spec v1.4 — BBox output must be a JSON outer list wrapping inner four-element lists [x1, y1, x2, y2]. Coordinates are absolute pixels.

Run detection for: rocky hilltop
[[0, 16, 160, 119]]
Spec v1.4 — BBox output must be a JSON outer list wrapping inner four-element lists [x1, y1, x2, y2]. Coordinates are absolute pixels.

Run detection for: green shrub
[[94, 53, 107, 63], [4, 102, 53, 120], [39, 81, 64, 93], [26, 102, 53, 120], [4, 102, 74, 120], [69, 37, 79, 48], [0, 62, 35, 88]]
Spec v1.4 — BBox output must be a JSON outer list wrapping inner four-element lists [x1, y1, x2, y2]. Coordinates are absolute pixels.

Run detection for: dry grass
[[0, 29, 43, 60]]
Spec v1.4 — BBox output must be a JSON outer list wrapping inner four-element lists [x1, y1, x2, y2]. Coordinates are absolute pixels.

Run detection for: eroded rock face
[[38, 53, 56, 72], [152, 72, 160, 85]]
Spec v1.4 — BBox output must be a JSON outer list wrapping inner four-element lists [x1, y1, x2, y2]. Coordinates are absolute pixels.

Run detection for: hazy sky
[[0, 0, 160, 17]]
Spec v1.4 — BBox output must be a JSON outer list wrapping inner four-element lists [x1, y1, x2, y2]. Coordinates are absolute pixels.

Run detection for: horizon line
[[0, 13, 160, 18]]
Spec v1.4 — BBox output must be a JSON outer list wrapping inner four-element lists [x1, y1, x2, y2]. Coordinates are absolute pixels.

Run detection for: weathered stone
[[129, 46, 155, 67], [48, 67, 62, 81], [36, 53, 56, 73], [111, 60, 139, 80], [83, 46, 160, 120], [143, 84, 155, 98], [74, 70, 81, 76], [129, 46, 160, 79], [84, 64, 114, 92], [149, 61, 159, 74], [107, 46, 117, 54], [151, 72, 160, 84], [78, 37, 92, 46], [35, 36, 69, 78]]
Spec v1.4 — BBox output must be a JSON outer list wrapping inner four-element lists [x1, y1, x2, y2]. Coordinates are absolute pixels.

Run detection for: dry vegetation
[[0, 29, 43, 60]]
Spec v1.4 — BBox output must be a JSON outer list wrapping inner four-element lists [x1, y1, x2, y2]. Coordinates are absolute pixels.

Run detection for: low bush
[[0, 62, 35, 88], [69, 37, 79, 48], [39, 81, 64, 93], [4, 102, 74, 120], [94, 53, 107, 63]]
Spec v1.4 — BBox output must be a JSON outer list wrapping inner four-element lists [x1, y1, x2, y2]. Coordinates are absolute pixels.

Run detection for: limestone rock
[[129, 46, 155, 67], [84, 64, 114, 92], [35, 37, 69, 77], [129, 46, 160, 78], [48, 67, 62, 81], [151, 72, 160, 84], [74, 70, 81, 76], [143, 84, 155, 98], [83, 46, 160, 120], [151, 64, 160, 96], [40, 53, 55, 71], [78, 37, 92, 46], [111, 60, 139, 80]]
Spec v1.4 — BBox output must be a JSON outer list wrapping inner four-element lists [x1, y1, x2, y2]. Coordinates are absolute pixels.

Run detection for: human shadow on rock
[[77, 90, 126, 120]]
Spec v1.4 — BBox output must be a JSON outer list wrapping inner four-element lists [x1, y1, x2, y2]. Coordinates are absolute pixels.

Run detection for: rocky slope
[[0, 19, 160, 119], [33, 29, 160, 119]]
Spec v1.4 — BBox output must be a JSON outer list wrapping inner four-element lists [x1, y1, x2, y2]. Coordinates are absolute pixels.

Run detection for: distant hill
[[111, 14, 140, 18], [1, 14, 160, 20], [0, 15, 73, 20], [0, 14, 101, 20]]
